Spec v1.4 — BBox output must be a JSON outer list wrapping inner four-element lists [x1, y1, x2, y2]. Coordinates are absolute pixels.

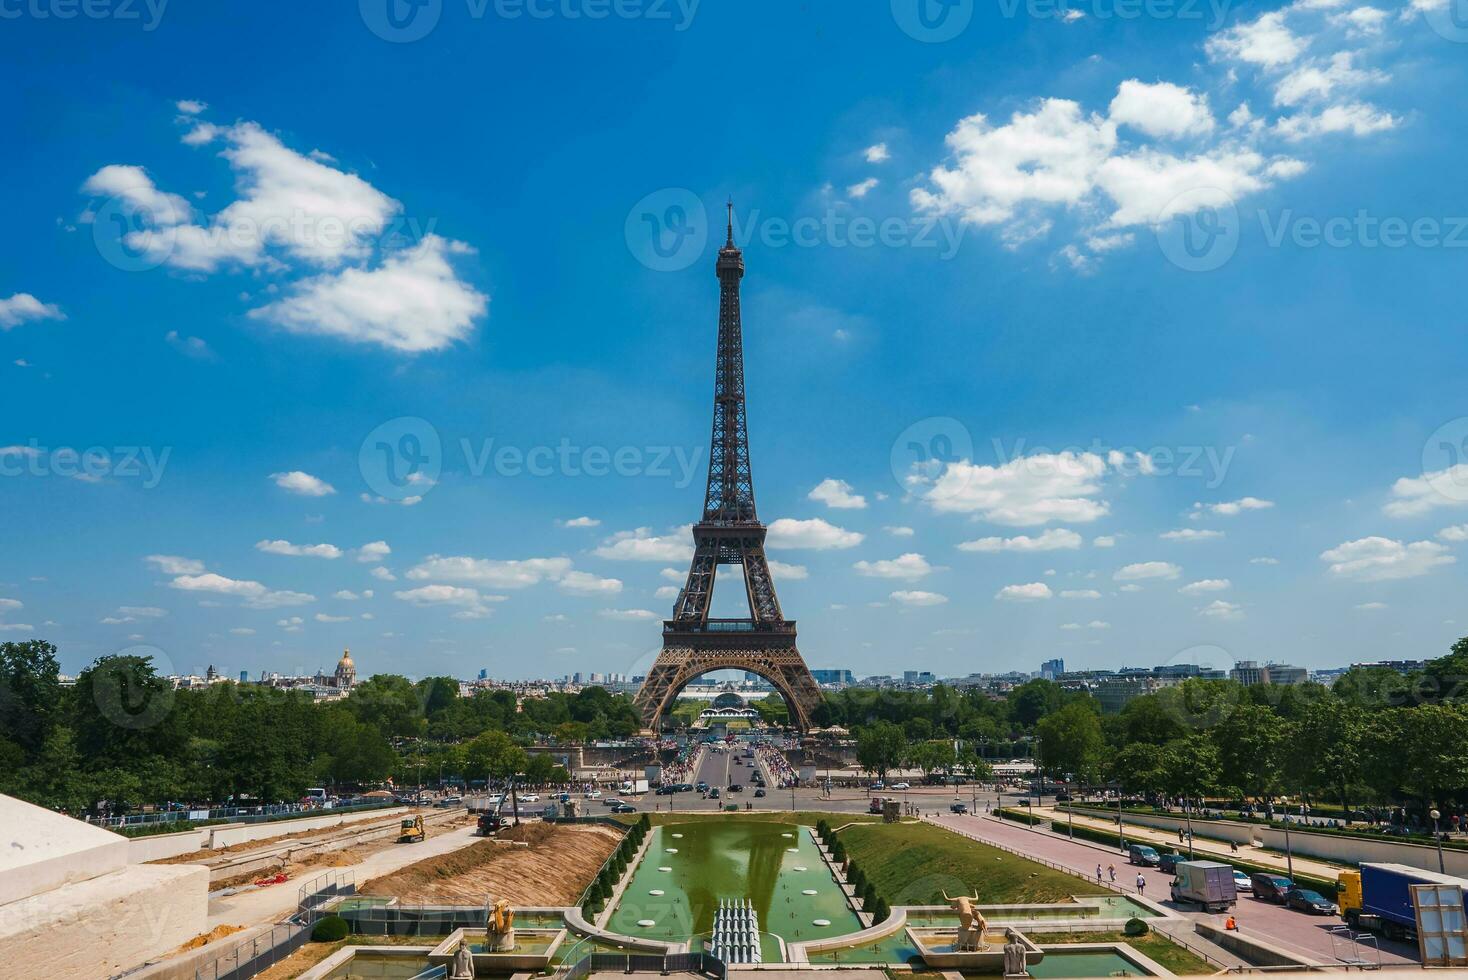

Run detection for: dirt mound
[[172, 923, 246, 953], [362, 822, 621, 905]]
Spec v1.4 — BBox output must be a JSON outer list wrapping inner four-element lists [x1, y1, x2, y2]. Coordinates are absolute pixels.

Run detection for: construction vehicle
[[477, 812, 505, 836], [398, 814, 425, 843], [1340, 863, 1468, 940]]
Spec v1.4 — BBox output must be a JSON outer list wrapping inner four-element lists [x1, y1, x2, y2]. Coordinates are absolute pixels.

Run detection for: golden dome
[[338, 648, 354, 666]]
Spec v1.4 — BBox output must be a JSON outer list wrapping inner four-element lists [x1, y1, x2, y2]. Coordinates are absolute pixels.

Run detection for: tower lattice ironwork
[[633, 205, 824, 732]]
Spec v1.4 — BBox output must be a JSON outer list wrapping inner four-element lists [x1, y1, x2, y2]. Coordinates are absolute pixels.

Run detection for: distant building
[[333, 649, 357, 689], [238, 670, 248, 684], [902, 670, 936, 686], [1267, 665, 1308, 686], [1040, 658, 1064, 680], [1349, 660, 1427, 674], [1230, 661, 1269, 686], [811, 668, 855, 687]]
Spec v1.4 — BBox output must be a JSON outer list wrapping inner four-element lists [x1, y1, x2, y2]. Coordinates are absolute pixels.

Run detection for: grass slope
[[1027, 930, 1214, 975], [839, 821, 1109, 906]]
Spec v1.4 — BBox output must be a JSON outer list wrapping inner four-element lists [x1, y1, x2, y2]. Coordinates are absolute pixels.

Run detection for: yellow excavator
[[398, 814, 425, 843]]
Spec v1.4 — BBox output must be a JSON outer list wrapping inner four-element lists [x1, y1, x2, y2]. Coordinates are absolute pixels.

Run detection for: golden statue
[[486, 898, 516, 951], [942, 889, 989, 951]]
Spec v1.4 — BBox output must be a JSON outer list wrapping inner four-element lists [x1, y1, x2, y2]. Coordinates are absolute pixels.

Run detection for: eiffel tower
[[633, 205, 824, 732]]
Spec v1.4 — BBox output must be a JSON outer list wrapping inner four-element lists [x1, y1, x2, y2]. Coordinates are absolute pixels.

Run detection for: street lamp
[[1283, 819, 1294, 881], [1431, 808, 1446, 874]]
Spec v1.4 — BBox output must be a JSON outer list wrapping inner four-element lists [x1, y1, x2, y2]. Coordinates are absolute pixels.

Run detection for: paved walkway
[[1037, 805, 1348, 881], [924, 812, 1420, 968]]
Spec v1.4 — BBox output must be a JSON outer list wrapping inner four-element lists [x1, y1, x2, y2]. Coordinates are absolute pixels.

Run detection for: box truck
[[1170, 860, 1238, 912]]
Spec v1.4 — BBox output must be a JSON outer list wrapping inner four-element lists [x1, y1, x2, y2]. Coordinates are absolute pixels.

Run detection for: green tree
[[1109, 742, 1168, 798], [0, 639, 62, 753], [1212, 703, 1286, 802], [1285, 699, 1366, 811], [1036, 700, 1105, 782], [855, 721, 908, 781]]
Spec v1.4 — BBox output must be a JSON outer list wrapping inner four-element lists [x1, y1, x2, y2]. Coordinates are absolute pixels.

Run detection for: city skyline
[[4, 4, 1468, 681]]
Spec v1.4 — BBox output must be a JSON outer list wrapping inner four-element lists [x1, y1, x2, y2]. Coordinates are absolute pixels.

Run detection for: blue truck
[[1341, 863, 1468, 940]]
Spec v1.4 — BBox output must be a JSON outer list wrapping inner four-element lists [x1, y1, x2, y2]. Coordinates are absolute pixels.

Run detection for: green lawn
[[838, 821, 1109, 906], [1026, 931, 1214, 976]]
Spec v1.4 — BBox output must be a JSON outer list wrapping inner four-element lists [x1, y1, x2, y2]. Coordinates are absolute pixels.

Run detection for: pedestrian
[[1136, 873, 1146, 895], [1108, 864, 1116, 884], [1097, 864, 1103, 883], [1225, 915, 1238, 932]]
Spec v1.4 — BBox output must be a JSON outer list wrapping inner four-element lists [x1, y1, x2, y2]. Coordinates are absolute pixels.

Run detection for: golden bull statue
[[942, 889, 989, 951]]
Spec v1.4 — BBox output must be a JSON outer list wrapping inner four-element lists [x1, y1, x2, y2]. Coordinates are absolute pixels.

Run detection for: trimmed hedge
[[997, 807, 1045, 827], [311, 915, 349, 942]]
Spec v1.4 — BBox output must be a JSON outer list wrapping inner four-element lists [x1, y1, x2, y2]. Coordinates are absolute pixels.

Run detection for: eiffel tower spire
[[633, 213, 823, 732]]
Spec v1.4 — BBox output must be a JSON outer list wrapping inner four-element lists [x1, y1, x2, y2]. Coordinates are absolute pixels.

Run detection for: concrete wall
[[1195, 921, 1323, 968], [0, 794, 130, 906], [0, 863, 207, 980], [127, 828, 213, 864], [127, 805, 410, 864], [1068, 806, 1468, 876]]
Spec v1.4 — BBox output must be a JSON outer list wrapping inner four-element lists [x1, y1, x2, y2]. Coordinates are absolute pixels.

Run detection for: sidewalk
[[1037, 806, 1346, 881]]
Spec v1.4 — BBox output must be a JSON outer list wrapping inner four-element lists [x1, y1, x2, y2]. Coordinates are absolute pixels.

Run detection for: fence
[[193, 872, 355, 980], [560, 951, 725, 980], [91, 798, 397, 833]]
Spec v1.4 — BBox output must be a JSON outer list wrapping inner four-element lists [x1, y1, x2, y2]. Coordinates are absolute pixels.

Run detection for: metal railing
[[92, 798, 397, 832], [560, 951, 725, 980], [193, 873, 356, 980]]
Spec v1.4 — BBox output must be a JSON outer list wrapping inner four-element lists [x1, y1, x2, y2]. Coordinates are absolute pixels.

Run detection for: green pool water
[[805, 930, 924, 965], [1023, 949, 1153, 977], [604, 822, 861, 957], [514, 910, 566, 928], [905, 895, 1155, 927]]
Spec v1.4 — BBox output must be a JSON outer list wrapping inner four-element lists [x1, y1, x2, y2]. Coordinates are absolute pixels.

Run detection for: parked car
[[436, 795, 463, 808], [871, 781, 885, 790], [1128, 844, 1161, 867], [611, 803, 637, 813], [709, 788, 720, 799], [1054, 792, 1073, 802], [655, 786, 675, 795], [1159, 851, 1185, 874], [695, 781, 708, 792], [1232, 870, 1253, 893], [729, 784, 743, 793], [604, 798, 625, 807], [753, 788, 766, 798], [1251, 873, 1294, 903], [1285, 888, 1337, 915], [891, 782, 910, 790], [584, 790, 602, 798], [950, 802, 969, 814], [519, 794, 540, 803]]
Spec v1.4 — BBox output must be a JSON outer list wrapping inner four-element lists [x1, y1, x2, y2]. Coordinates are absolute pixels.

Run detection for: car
[[871, 781, 885, 790], [655, 786, 674, 795], [728, 784, 743, 793], [604, 797, 625, 807], [436, 795, 463, 808], [1250, 873, 1294, 903], [709, 788, 720, 799], [1232, 870, 1253, 893], [519, 794, 540, 803], [1054, 792, 1073, 802], [753, 788, 766, 798], [584, 790, 602, 798], [1128, 844, 1161, 867], [890, 782, 910, 790], [1159, 851, 1185, 874], [1285, 888, 1337, 915], [611, 803, 637, 813], [950, 802, 969, 814], [695, 781, 709, 792]]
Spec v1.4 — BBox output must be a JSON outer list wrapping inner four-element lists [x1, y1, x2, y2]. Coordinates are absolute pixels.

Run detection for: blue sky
[[3, 0, 1468, 682]]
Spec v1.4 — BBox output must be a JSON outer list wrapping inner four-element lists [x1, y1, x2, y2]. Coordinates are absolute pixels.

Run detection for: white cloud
[[1355, 600, 1388, 610], [808, 478, 867, 510], [1385, 465, 1468, 517], [598, 608, 660, 621], [1092, 535, 1117, 548], [176, 99, 207, 115], [767, 560, 809, 580], [1439, 525, 1468, 542], [370, 566, 397, 582], [270, 470, 336, 497], [885, 526, 915, 537], [255, 539, 343, 559], [891, 590, 949, 606], [1192, 497, 1274, 517], [0, 598, 21, 611], [1060, 589, 1102, 599], [1095, 147, 1284, 228], [80, 164, 192, 226], [146, 554, 205, 575], [251, 235, 487, 353], [394, 584, 506, 618], [1274, 52, 1387, 107], [315, 613, 350, 623], [165, 330, 215, 359], [229, 627, 256, 636], [996, 582, 1054, 601], [766, 518, 864, 550], [1179, 578, 1232, 595], [0, 293, 65, 330], [1161, 528, 1224, 542], [1114, 561, 1181, 581], [1251, 556, 1280, 565], [277, 616, 304, 631], [1207, 10, 1302, 67], [1275, 102, 1397, 140], [1061, 619, 1110, 630], [853, 553, 933, 580], [357, 540, 391, 563], [1108, 80, 1215, 138], [1200, 599, 1244, 620], [864, 142, 890, 163], [914, 451, 1149, 525], [655, 585, 680, 599], [559, 516, 601, 528], [169, 571, 314, 609], [558, 570, 623, 596], [118, 606, 166, 618], [405, 555, 573, 588], [847, 178, 880, 199], [594, 526, 694, 562], [1320, 536, 1454, 581], [958, 528, 1083, 552], [361, 492, 422, 507], [334, 590, 362, 600]]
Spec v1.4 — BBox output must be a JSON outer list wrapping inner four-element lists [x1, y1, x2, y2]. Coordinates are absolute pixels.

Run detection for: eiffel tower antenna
[[633, 211, 823, 732]]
